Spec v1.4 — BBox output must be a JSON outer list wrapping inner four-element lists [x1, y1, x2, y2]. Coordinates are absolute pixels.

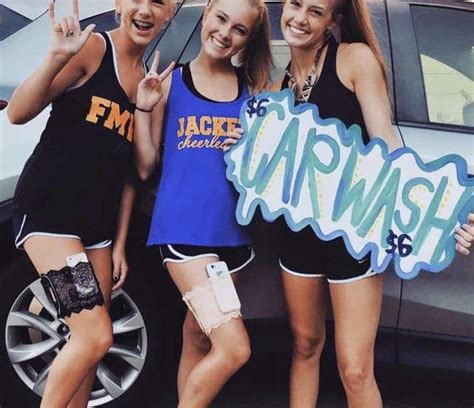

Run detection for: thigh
[[208, 311, 249, 349], [330, 274, 383, 360], [86, 246, 113, 308], [63, 248, 112, 335], [282, 272, 328, 335], [24, 236, 85, 274], [167, 256, 220, 294], [24, 236, 112, 333]]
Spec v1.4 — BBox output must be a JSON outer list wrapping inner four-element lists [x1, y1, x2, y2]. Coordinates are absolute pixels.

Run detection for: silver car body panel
[[0, 0, 114, 21]]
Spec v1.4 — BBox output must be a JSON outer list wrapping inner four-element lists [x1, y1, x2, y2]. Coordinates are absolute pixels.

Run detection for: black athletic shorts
[[159, 244, 255, 274], [12, 212, 112, 250], [279, 225, 377, 283]]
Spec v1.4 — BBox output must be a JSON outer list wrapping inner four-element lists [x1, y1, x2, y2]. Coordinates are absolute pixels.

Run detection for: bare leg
[[24, 237, 113, 408], [67, 246, 113, 408], [168, 258, 250, 408], [177, 273, 240, 397], [282, 271, 327, 408], [178, 311, 211, 397], [330, 274, 383, 408]]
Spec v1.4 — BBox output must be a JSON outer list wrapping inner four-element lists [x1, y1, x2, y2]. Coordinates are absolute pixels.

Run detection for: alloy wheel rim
[[5, 279, 148, 406]]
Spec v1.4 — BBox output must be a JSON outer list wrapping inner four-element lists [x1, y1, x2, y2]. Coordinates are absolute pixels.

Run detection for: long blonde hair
[[207, 0, 274, 94]]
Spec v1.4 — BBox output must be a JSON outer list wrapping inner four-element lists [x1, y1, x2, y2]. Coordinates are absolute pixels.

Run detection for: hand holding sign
[[225, 90, 474, 279]]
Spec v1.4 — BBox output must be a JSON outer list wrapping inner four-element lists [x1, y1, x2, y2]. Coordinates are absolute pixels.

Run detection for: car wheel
[[1, 255, 156, 407], [5, 282, 148, 406]]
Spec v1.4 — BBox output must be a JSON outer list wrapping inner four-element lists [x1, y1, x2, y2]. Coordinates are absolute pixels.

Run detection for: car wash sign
[[225, 90, 474, 279]]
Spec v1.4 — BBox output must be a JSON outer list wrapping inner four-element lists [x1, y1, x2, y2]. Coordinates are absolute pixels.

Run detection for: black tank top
[[282, 36, 370, 145], [13, 32, 138, 242]]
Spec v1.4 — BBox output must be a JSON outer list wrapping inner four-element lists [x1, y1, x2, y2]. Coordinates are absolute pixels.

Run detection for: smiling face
[[115, 0, 173, 46], [201, 0, 259, 62], [281, 0, 337, 49]]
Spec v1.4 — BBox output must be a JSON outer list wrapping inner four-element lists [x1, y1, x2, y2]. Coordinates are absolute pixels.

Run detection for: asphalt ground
[[146, 322, 474, 408], [1, 308, 473, 407]]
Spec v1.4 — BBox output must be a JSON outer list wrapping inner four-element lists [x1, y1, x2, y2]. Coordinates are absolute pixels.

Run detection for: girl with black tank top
[[6, 0, 175, 405], [258, 1, 473, 407], [133, 0, 273, 405]]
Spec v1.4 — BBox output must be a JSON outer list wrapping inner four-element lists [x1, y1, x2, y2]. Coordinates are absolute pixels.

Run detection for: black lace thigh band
[[40, 262, 105, 318]]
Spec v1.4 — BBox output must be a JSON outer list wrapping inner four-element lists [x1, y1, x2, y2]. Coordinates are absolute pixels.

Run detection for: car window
[[81, 10, 118, 33], [0, 5, 32, 41], [268, 3, 289, 82], [411, 6, 474, 128], [150, 4, 205, 70]]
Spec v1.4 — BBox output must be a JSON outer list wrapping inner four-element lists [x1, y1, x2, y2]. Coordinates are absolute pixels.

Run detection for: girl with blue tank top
[[133, 0, 273, 405]]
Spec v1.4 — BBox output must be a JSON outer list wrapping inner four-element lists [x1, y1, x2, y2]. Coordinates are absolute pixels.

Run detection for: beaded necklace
[[286, 35, 331, 104]]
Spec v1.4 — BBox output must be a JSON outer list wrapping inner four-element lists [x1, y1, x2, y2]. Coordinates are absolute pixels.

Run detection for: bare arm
[[134, 94, 168, 180], [134, 52, 174, 180], [111, 180, 136, 291], [7, 0, 96, 124], [346, 43, 402, 153]]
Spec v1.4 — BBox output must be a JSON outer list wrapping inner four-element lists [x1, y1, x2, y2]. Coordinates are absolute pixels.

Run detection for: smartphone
[[206, 261, 241, 313], [66, 252, 88, 268]]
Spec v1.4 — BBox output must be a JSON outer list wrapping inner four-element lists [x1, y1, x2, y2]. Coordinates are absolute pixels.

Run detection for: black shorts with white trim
[[12, 212, 112, 251], [279, 225, 377, 283], [159, 244, 255, 274]]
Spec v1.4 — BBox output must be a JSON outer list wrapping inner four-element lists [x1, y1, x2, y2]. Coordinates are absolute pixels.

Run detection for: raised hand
[[48, 0, 95, 58], [136, 51, 175, 112]]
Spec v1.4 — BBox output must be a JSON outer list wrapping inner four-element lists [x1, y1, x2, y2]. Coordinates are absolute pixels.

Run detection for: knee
[[88, 328, 113, 359], [338, 359, 375, 393], [216, 338, 251, 371], [73, 320, 113, 359], [232, 340, 251, 367], [292, 328, 325, 361]]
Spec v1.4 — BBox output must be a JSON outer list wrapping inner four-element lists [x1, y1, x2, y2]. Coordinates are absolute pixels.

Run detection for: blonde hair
[[115, 0, 176, 24], [207, 0, 274, 94]]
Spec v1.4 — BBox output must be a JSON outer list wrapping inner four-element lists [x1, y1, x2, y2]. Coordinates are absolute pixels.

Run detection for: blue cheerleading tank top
[[147, 68, 251, 247]]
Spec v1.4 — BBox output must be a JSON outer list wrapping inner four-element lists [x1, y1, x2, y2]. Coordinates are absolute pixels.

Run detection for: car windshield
[[0, 5, 33, 41]]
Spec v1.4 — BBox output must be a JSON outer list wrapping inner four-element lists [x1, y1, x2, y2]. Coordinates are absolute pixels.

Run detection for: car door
[[388, 0, 474, 372]]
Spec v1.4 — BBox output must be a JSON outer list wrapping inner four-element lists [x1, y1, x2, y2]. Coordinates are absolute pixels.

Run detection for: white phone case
[[206, 261, 241, 313], [66, 252, 88, 268]]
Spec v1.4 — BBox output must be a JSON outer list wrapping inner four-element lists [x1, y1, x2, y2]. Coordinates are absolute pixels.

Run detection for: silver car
[[0, 0, 473, 406]]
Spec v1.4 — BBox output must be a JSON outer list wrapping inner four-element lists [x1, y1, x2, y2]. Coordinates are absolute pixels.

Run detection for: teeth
[[212, 37, 228, 48], [289, 25, 307, 35], [134, 20, 153, 30]]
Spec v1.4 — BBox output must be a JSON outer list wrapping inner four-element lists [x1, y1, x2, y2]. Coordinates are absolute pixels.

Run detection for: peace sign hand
[[48, 0, 95, 59], [137, 51, 175, 112]]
